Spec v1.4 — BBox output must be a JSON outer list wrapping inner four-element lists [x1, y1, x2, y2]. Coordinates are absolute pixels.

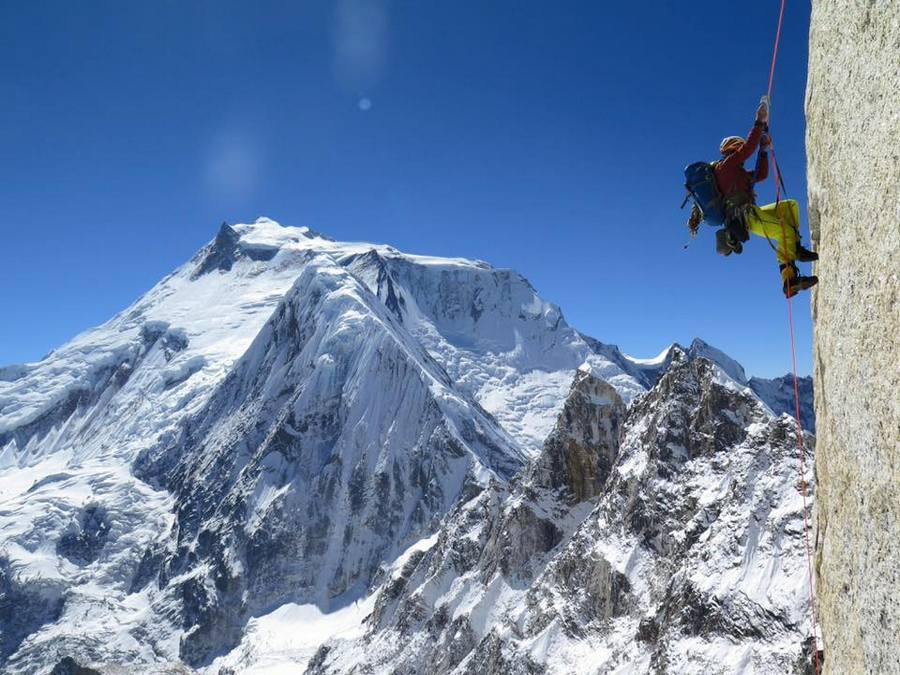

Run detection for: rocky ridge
[[311, 350, 818, 674]]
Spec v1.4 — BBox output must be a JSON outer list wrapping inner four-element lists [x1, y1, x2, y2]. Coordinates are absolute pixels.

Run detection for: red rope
[[766, 1, 821, 672], [767, 0, 787, 100]]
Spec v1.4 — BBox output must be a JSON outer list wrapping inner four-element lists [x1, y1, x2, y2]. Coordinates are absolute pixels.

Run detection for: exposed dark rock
[[340, 249, 407, 322], [526, 370, 625, 502], [191, 223, 242, 279], [129, 546, 166, 594], [636, 615, 659, 643], [549, 549, 632, 627]]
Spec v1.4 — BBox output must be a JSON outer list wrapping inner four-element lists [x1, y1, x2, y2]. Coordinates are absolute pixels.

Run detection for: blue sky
[[0, 0, 813, 377]]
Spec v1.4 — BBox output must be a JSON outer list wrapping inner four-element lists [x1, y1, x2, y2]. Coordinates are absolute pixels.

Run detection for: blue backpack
[[683, 161, 725, 226]]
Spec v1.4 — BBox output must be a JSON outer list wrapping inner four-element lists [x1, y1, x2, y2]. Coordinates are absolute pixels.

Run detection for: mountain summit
[[0, 219, 815, 673]]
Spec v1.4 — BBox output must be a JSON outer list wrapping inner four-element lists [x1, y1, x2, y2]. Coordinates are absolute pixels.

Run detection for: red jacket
[[714, 121, 769, 205]]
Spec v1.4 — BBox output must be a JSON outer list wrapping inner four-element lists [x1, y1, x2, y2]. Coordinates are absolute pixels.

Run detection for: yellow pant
[[746, 200, 801, 271]]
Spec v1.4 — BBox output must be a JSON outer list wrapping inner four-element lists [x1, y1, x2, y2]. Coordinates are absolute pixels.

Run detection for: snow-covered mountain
[[0, 219, 815, 673]]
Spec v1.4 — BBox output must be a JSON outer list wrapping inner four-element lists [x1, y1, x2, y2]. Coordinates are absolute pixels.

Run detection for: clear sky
[[0, 0, 813, 377]]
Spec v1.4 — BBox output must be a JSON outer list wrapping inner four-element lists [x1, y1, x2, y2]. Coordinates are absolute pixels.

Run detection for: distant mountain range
[[0, 219, 815, 674]]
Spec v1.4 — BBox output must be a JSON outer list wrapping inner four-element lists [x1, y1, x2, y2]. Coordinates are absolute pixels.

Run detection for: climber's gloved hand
[[756, 100, 769, 125]]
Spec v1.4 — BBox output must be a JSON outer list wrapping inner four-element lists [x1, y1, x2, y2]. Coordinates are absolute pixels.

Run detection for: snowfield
[[0, 218, 815, 673]]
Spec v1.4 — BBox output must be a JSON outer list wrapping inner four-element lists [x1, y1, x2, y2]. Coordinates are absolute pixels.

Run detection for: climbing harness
[[766, 1, 822, 672]]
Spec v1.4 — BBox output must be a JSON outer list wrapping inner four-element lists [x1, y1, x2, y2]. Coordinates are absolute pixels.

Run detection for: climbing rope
[[766, 0, 786, 100], [765, 1, 821, 673]]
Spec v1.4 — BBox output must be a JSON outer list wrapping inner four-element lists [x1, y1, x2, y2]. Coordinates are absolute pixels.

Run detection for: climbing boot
[[726, 219, 749, 243], [783, 274, 818, 298], [715, 228, 743, 256], [795, 244, 818, 263], [715, 229, 732, 256], [724, 220, 747, 254], [727, 235, 744, 255]]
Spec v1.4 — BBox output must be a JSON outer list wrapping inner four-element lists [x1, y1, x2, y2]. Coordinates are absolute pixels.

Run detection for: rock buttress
[[806, 2, 900, 673]]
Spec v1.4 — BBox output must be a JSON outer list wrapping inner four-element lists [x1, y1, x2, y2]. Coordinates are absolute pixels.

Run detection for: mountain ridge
[[307, 350, 816, 675]]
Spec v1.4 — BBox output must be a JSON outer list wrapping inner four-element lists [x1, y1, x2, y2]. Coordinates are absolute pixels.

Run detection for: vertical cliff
[[806, 3, 900, 673]]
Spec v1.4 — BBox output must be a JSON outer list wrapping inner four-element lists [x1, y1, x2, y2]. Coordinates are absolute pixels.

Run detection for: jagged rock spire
[[526, 369, 625, 502]]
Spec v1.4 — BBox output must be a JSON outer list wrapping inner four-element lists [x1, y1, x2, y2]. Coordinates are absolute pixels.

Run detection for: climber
[[686, 99, 819, 298]]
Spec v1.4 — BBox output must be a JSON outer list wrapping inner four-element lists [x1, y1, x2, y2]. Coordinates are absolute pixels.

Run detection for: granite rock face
[[806, 2, 900, 673]]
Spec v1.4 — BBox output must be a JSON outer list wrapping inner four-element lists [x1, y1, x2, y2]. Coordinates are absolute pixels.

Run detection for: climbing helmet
[[719, 136, 745, 155]]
